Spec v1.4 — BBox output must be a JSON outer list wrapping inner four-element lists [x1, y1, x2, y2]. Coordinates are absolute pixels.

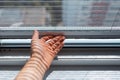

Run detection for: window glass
[[0, 0, 120, 27]]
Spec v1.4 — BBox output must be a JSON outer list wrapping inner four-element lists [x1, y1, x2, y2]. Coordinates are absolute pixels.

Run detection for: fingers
[[56, 36, 65, 43], [40, 36, 53, 42], [52, 36, 65, 48], [46, 36, 59, 46], [47, 36, 65, 46], [52, 42, 60, 50], [54, 42, 64, 54], [32, 30, 39, 40]]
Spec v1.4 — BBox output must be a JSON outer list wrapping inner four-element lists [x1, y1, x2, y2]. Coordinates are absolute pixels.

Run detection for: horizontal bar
[[55, 55, 120, 65], [53, 59, 120, 65], [0, 55, 120, 65], [57, 55, 120, 59], [1, 27, 120, 30], [1, 39, 120, 47], [1, 27, 120, 39]]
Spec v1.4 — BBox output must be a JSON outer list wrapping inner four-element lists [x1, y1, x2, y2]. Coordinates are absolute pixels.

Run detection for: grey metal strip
[[1, 27, 120, 39], [0, 27, 119, 30], [1, 39, 120, 47], [0, 55, 120, 65]]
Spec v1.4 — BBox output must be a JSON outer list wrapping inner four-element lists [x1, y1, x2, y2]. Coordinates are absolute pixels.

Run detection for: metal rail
[[1, 39, 120, 47], [1, 27, 120, 39], [0, 55, 120, 65]]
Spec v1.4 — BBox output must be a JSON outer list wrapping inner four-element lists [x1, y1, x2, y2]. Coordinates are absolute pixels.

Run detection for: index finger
[[32, 30, 39, 40]]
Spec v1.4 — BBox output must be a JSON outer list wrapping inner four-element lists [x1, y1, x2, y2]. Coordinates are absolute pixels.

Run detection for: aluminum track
[[1, 39, 120, 47], [1, 47, 120, 65], [1, 27, 120, 39]]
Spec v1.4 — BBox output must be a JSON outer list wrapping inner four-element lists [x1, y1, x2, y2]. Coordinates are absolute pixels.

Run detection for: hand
[[31, 30, 65, 68], [15, 30, 65, 80]]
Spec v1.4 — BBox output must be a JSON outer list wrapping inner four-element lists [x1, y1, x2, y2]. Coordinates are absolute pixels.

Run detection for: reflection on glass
[[0, 0, 120, 27]]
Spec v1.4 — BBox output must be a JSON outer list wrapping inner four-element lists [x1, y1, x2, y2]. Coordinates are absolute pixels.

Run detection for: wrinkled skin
[[15, 30, 65, 80]]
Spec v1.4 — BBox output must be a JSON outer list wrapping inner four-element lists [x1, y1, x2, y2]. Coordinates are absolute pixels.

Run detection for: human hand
[[31, 30, 65, 69]]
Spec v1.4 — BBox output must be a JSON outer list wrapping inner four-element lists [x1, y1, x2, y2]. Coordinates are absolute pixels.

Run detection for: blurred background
[[0, 0, 119, 27]]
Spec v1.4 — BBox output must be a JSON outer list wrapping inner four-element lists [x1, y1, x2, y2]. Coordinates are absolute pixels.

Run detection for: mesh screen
[[0, 0, 119, 27]]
